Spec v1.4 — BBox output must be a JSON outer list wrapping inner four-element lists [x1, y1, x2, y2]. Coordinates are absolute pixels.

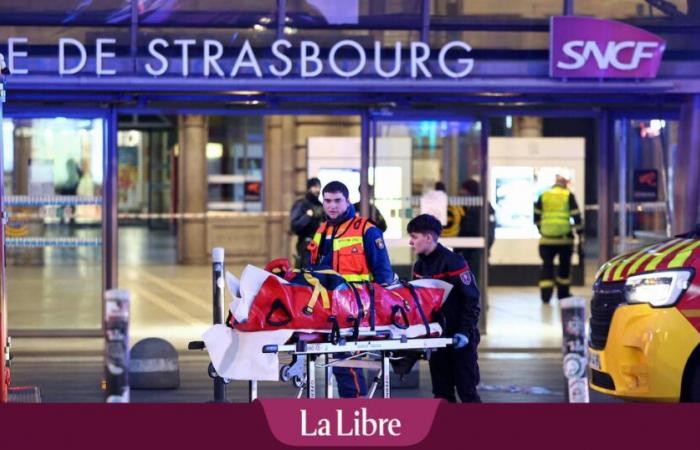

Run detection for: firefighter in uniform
[[306, 180, 395, 398], [534, 175, 582, 304], [408, 214, 481, 403]]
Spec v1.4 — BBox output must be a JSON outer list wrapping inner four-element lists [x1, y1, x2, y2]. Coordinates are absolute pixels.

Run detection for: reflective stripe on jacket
[[308, 217, 374, 282]]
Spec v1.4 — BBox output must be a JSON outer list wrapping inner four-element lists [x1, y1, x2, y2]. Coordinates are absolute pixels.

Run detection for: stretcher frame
[[253, 336, 456, 400]]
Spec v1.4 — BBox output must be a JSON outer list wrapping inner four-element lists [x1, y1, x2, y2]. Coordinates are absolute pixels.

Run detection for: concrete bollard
[[129, 338, 180, 389]]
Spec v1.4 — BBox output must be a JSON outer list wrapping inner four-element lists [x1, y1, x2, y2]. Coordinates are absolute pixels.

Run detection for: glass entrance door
[[368, 116, 487, 330], [4, 115, 105, 333], [613, 117, 677, 255]]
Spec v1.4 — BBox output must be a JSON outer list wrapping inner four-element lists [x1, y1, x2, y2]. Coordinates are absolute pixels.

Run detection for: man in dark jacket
[[290, 177, 324, 268], [408, 213, 481, 403]]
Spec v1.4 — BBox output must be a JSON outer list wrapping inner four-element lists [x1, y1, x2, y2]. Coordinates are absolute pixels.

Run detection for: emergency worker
[[408, 214, 481, 403], [306, 180, 395, 398], [534, 175, 582, 303]]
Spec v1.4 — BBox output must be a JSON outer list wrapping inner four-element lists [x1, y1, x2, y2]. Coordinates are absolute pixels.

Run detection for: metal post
[[104, 289, 130, 403], [597, 111, 614, 264], [249, 381, 258, 402], [618, 120, 628, 254], [382, 352, 391, 398], [371, 117, 378, 200], [130, 0, 138, 73], [306, 355, 316, 398], [563, 0, 575, 15], [479, 118, 490, 334], [212, 247, 226, 402], [102, 107, 118, 294], [0, 69, 8, 403], [277, 0, 286, 41], [324, 354, 334, 398], [421, 0, 430, 44], [360, 112, 370, 218]]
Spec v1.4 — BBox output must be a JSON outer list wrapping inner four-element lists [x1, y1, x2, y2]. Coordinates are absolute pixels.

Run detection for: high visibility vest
[[307, 216, 374, 282], [539, 186, 572, 238]]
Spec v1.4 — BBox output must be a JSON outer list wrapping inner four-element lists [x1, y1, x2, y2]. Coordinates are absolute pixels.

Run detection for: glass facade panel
[[0, 0, 128, 25], [137, 0, 277, 27], [372, 119, 485, 281], [432, 0, 562, 19], [614, 118, 677, 254], [576, 0, 689, 20], [207, 116, 264, 211], [286, 0, 423, 28], [5, 117, 104, 331], [430, 30, 549, 50], [284, 29, 421, 48]]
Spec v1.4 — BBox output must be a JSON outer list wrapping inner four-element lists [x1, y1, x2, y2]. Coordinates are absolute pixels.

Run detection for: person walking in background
[[534, 175, 582, 304], [420, 181, 448, 226], [290, 177, 324, 269]]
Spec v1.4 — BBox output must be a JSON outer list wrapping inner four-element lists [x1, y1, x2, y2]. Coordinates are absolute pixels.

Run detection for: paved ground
[[9, 347, 619, 403]]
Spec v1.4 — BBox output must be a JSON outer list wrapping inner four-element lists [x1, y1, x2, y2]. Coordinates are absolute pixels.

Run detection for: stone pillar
[[177, 115, 208, 264], [672, 95, 700, 234], [13, 121, 31, 195], [264, 116, 288, 262], [514, 116, 543, 137]]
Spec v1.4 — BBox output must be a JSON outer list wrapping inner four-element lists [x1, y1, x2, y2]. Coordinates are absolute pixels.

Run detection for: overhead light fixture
[[226, 90, 263, 96]]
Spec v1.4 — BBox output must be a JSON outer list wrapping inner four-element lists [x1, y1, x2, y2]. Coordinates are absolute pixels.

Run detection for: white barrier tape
[[6, 237, 102, 247], [5, 195, 102, 206], [584, 201, 667, 212], [5, 211, 291, 221]]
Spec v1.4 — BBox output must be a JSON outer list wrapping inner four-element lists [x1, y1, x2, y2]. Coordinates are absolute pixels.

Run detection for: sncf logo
[[550, 16, 666, 79], [557, 41, 661, 71]]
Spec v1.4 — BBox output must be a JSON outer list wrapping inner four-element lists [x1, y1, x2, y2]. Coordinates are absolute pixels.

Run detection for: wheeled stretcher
[[196, 257, 455, 400]]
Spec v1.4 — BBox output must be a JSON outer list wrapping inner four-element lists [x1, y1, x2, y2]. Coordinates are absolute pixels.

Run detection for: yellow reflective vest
[[534, 186, 582, 245]]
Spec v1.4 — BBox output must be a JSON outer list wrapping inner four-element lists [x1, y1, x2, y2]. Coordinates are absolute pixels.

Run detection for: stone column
[[514, 116, 543, 137], [177, 115, 208, 264], [672, 95, 700, 234], [264, 116, 287, 261], [13, 120, 31, 195]]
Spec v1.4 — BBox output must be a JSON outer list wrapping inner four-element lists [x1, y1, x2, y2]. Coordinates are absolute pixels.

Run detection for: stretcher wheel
[[292, 376, 305, 389], [208, 363, 218, 379], [280, 365, 292, 382]]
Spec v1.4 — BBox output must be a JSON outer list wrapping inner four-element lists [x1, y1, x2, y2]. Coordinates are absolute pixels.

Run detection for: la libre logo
[[549, 16, 666, 79]]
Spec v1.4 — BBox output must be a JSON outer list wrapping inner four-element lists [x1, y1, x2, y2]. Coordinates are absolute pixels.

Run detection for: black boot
[[541, 287, 553, 304]]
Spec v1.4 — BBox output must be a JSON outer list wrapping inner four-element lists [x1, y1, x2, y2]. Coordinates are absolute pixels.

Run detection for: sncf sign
[[550, 16, 666, 79]]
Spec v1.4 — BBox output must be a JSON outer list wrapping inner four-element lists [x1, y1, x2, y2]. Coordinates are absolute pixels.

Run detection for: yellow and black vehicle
[[589, 231, 700, 402]]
